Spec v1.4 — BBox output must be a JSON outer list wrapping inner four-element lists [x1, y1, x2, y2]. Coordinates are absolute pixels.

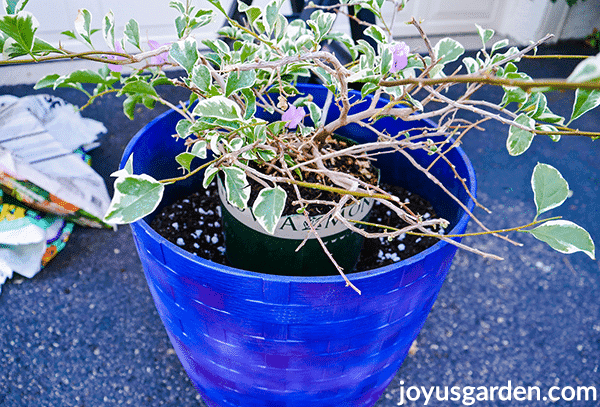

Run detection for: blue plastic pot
[[125, 84, 476, 407]]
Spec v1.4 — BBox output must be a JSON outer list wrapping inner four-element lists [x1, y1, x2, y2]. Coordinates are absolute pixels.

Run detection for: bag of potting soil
[[0, 94, 111, 228], [0, 189, 74, 295]]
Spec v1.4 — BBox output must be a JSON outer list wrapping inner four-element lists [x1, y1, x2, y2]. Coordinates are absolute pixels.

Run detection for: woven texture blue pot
[[125, 84, 476, 407]]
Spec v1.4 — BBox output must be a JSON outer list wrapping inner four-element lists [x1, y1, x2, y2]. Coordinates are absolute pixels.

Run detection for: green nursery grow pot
[[218, 174, 374, 276], [126, 83, 476, 407]]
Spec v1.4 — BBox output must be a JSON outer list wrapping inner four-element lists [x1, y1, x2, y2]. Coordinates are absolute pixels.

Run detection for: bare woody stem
[[380, 75, 600, 92], [0, 45, 171, 66], [349, 216, 563, 239]]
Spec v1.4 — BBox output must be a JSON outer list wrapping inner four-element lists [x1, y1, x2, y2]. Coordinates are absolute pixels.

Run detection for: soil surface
[[151, 182, 442, 272]]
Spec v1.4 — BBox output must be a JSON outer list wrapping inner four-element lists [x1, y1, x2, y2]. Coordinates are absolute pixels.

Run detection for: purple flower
[[389, 41, 410, 73], [148, 40, 169, 65], [107, 42, 125, 72], [282, 104, 305, 129]]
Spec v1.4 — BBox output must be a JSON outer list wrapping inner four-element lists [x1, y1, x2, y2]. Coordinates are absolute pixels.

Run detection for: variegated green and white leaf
[[475, 24, 494, 46], [225, 69, 256, 97], [74, 9, 94, 48], [433, 38, 465, 65], [252, 186, 287, 234], [104, 174, 164, 224], [192, 96, 242, 120], [102, 10, 115, 50], [222, 166, 250, 210], [526, 220, 595, 260], [169, 37, 198, 74], [124, 19, 141, 50], [569, 89, 600, 124], [191, 140, 207, 159], [531, 163, 569, 218], [0, 10, 38, 53], [567, 54, 600, 84], [507, 113, 535, 156], [202, 164, 219, 188], [110, 153, 134, 178]]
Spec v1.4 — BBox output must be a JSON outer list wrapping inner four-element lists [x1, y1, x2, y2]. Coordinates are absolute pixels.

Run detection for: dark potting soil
[[150, 182, 442, 272]]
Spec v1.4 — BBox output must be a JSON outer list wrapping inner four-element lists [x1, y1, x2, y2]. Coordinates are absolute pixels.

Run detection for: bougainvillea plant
[[1, 0, 598, 289]]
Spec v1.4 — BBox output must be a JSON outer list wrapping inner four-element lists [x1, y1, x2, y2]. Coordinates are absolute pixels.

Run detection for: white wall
[[559, 0, 600, 40], [1, 0, 595, 86]]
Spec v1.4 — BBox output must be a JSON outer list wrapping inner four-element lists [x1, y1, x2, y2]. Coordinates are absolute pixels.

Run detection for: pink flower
[[148, 40, 169, 65], [389, 41, 410, 73], [282, 104, 305, 129], [107, 42, 125, 72]]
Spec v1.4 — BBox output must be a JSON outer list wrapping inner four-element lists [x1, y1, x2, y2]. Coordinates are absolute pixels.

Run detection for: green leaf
[[405, 93, 423, 111], [433, 38, 465, 65], [225, 69, 256, 97], [175, 119, 192, 138], [463, 57, 479, 74], [60, 30, 77, 39], [175, 152, 195, 172], [191, 64, 211, 92], [124, 19, 141, 50], [526, 220, 595, 260], [0, 11, 38, 54], [364, 25, 387, 44], [188, 9, 214, 32], [241, 88, 256, 120], [222, 167, 250, 210], [118, 80, 158, 97], [191, 140, 207, 159], [111, 153, 135, 178], [501, 86, 528, 106], [242, 6, 262, 27], [490, 39, 509, 55], [169, 0, 186, 14], [63, 69, 106, 85], [263, 0, 282, 36], [74, 9, 94, 48], [304, 101, 321, 125], [169, 37, 198, 74], [175, 15, 186, 38], [569, 89, 600, 124], [192, 96, 242, 120], [252, 186, 287, 234], [102, 10, 115, 50], [531, 163, 569, 218], [202, 164, 219, 188], [475, 24, 494, 46], [567, 54, 600, 84], [207, 0, 228, 16], [361, 82, 378, 99], [537, 106, 565, 125], [507, 113, 535, 156], [34, 74, 60, 89], [523, 92, 547, 120], [122, 95, 141, 120], [31, 37, 59, 55], [104, 174, 165, 224], [537, 124, 561, 142]]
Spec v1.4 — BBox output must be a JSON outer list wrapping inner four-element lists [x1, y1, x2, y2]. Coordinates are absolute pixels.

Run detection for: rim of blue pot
[[123, 86, 477, 285]]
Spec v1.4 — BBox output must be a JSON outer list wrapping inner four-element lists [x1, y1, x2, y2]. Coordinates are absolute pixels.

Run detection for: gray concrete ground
[[1, 41, 599, 406]]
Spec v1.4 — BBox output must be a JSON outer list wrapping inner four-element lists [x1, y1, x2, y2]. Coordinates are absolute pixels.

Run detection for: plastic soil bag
[[0, 190, 73, 294], [0, 94, 111, 228]]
